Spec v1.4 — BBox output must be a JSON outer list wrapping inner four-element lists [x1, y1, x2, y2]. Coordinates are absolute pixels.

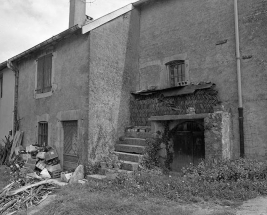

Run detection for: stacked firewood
[[0, 178, 65, 215]]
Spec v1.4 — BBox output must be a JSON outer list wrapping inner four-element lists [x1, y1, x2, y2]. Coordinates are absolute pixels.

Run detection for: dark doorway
[[171, 120, 205, 172]]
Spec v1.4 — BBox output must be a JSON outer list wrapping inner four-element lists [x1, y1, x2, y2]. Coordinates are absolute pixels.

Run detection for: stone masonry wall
[[88, 9, 140, 161], [205, 112, 233, 161], [138, 0, 267, 159]]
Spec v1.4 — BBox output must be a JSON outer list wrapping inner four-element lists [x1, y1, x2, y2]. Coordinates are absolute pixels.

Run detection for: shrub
[[111, 158, 267, 202], [181, 158, 267, 182], [84, 161, 101, 176], [140, 138, 161, 170]]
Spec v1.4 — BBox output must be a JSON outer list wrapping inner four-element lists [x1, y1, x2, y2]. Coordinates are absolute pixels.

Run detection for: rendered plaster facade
[[17, 32, 90, 166], [88, 9, 140, 161], [136, 0, 267, 159], [0, 68, 15, 144]]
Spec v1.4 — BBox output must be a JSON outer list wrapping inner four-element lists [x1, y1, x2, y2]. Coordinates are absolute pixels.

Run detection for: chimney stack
[[69, 0, 86, 28]]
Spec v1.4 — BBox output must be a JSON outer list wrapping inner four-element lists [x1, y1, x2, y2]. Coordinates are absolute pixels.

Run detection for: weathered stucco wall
[[138, 0, 267, 159], [0, 68, 15, 144], [17, 32, 90, 165], [88, 9, 140, 161], [204, 112, 232, 161]]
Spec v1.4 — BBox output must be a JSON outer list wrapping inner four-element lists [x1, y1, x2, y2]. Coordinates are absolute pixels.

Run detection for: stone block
[[115, 144, 145, 154]]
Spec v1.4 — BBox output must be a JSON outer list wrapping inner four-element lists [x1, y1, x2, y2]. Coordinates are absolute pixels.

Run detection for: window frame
[[36, 53, 53, 94], [166, 60, 186, 87], [165, 59, 189, 87], [38, 121, 48, 147]]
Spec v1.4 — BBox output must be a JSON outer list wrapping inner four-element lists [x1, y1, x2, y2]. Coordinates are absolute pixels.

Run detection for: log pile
[[0, 178, 65, 215]]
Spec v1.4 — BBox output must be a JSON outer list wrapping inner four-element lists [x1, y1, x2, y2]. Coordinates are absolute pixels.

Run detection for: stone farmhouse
[[0, 0, 266, 171]]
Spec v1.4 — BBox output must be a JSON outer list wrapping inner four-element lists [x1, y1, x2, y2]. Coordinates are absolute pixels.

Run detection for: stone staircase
[[114, 126, 151, 171], [87, 126, 151, 181]]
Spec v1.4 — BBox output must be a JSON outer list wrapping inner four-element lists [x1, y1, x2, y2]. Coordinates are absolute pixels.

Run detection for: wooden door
[[63, 121, 79, 171], [171, 120, 205, 171]]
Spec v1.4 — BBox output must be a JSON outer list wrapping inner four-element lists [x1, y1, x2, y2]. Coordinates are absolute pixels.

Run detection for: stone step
[[117, 137, 147, 147], [115, 151, 143, 163], [115, 144, 146, 154], [125, 130, 152, 139], [120, 161, 139, 171], [126, 126, 151, 132]]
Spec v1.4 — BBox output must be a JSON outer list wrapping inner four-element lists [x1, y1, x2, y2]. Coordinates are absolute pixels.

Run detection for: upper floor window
[[0, 73, 2, 98], [167, 60, 186, 87], [36, 53, 52, 94], [38, 121, 48, 146]]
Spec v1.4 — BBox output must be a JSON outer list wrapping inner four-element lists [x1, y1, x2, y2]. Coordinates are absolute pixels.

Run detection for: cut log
[[0, 199, 16, 213], [9, 131, 24, 162]]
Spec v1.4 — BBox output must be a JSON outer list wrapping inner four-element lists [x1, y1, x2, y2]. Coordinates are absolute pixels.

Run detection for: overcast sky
[[0, 0, 138, 63]]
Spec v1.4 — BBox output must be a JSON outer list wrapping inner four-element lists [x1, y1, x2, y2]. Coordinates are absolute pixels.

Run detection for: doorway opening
[[62, 120, 79, 171], [171, 120, 205, 171]]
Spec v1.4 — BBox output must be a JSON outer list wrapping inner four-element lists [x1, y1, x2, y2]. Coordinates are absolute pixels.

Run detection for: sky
[[0, 0, 138, 63]]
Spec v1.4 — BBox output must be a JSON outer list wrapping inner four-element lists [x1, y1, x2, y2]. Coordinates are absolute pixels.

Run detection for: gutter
[[7, 60, 19, 135], [234, 0, 244, 158]]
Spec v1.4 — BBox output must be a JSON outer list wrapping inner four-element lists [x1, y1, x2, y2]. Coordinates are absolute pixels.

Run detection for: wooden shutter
[[43, 54, 52, 93], [37, 56, 45, 93]]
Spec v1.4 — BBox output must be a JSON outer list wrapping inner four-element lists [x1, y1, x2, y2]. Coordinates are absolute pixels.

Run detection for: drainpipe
[[7, 60, 19, 135], [234, 0, 244, 158]]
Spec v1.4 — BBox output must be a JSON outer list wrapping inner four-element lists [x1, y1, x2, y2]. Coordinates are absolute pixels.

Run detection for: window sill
[[34, 90, 53, 99]]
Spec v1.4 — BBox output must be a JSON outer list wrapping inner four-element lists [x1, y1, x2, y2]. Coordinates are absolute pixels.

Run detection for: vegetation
[[118, 158, 267, 202], [3, 157, 267, 214]]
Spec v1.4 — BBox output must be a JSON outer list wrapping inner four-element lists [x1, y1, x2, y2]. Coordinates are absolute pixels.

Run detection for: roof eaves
[[0, 61, 7, 72], [82, 4, 133, 34], [132, 0, 152, 7], [0, 24, 81, 71]]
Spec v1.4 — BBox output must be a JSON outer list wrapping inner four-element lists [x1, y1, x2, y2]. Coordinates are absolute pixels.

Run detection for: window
[[167, 60, 186, 87], [38, 122, 48, 146], [36, 53, 52, 94], [0, 73, 2, 98]]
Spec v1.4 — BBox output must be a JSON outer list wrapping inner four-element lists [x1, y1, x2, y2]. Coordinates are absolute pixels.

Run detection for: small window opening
[[38, 122, 48, 146], [36, 53, 52, 94], [166, 60, 186, 87]]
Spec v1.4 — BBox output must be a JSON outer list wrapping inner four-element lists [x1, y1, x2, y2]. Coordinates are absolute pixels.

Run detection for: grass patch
[[37, 183, 194, 215], [0, 165, 11, 189], [111, 159, 267, 203]]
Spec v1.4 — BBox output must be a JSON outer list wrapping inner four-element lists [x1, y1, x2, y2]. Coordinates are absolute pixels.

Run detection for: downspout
[[7, 60, 19, 135], [234, 0, 244, 158]]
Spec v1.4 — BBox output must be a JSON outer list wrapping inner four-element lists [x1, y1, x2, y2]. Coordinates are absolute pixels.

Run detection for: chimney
[[69, 0, 86, 28]]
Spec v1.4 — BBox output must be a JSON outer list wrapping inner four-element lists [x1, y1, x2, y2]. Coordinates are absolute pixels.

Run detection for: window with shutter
[[36, 54, 52, 94]]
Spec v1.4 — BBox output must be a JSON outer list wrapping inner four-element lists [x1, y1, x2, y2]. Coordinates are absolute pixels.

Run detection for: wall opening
[[150, 112, 232, 172], [62, 120, 79, 171], [170, 120, 205, 171]]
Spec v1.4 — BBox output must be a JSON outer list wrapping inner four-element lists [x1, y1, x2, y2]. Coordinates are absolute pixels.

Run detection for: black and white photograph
[[0, 0, 267, 214]]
